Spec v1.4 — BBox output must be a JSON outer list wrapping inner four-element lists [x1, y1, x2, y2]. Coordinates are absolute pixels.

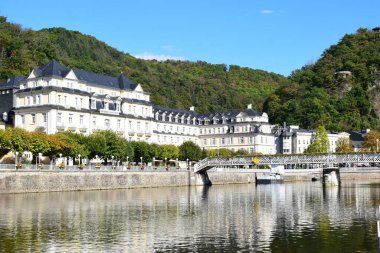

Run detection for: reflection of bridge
[[194, 153, 380, 174]]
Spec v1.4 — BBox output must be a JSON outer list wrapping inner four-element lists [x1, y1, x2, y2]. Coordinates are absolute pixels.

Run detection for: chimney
[[247, 104, 252, 109], [189, 106, 195, 112]]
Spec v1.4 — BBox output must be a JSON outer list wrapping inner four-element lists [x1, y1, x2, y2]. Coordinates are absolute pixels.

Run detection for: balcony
[[79, 126, 88, 132], [56, 124, 65, 131], [99, 109, 120, 115], [68, 125, 77, 131]]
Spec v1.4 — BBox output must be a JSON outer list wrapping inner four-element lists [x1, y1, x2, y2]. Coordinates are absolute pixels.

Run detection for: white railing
[[194, 153, 380, 173]]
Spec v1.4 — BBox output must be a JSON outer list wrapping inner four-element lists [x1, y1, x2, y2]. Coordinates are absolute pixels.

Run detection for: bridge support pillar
[[199, 171, 212, 186]]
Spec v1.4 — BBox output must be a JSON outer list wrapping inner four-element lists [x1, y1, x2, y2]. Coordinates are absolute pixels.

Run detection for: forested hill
[[0, 16, 289, 114], [264, 27, 380, 131]]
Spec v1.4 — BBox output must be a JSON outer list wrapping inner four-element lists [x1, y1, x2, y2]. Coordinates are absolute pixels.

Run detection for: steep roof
[[30, 59, 138, 91], [0, 75, 27, 89]]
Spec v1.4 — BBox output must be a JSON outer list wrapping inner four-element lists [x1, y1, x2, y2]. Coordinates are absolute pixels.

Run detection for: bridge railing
[[194, 153, 380, 173]]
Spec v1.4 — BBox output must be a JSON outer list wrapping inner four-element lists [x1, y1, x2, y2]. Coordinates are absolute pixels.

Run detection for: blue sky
[[1, 0, 379, 76]]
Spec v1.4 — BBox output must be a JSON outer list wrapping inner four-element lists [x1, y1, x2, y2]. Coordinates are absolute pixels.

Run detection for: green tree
[[179, 141, 202, 161], [335, 137, 354, 153], [305, 125, 330, 153], [0, 129, 11, 150], [55, 131, 89, 158], [156, 144, 179, 160]]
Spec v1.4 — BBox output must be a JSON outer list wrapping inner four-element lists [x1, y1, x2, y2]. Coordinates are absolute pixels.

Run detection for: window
[[104, 119, 110, 128], [64, 96, 67, 105], [31, 114, 35, 124], [145, 122, 149, 132], [116, 103, 120, 112], [91, 100, 96, 109], [221, 138, 225, 145], [42, 113, 47, 123], [20, 115, 25, 125], [240, 137, 244, 144], [33, 96, 36, 105], [80, 98, 83, 108], [80, 115, 84, 125], [129, 121, 132, 130], [69, 114, 73, 124], [75, 98, 78, 107], [92, 117, 97, 126], [57, 113, 62, 123], [137, 122, 141, 131], [58, 95, 61, 104], [212, 138, 216, 145], [117, 119, 121, 129]]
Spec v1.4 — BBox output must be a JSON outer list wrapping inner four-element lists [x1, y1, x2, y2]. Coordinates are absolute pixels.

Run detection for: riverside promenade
[[1, 164, 380, 193]]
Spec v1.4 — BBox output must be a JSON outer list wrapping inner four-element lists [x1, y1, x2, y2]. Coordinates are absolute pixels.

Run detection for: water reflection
[[0, 181, 379, 252]]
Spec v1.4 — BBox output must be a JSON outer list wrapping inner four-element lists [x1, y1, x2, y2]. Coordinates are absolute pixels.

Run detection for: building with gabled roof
[[1, 59, 351, 155]]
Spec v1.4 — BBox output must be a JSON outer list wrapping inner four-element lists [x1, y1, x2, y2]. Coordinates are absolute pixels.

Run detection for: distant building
[[349, 129, 370, 151], [0, 75, 26, 126], [274, 125, 350, 154]]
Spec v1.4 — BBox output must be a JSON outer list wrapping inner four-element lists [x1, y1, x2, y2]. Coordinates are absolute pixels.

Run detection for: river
[[0, 181, 379, 252]]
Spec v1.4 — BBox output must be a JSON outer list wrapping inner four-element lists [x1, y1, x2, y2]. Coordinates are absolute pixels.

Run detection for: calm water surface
[[1, 181, 380, 252]]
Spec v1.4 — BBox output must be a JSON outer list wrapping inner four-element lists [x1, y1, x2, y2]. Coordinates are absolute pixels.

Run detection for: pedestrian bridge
[[194, 153, 380, 174]]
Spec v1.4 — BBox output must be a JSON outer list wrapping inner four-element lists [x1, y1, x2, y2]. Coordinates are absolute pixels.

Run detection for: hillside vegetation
[[0, 17, 288, 114], [1, 16, 380, 131], [264, 28, 380, 131]]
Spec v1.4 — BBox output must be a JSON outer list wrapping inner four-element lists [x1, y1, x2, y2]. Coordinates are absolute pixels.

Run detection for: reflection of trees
[[0, 182, 379, 252]]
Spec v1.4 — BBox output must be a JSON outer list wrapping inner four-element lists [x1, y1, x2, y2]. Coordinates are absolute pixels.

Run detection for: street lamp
[[15, 151, 19, 170], [140, 156, 143, 165], [126, 156, 129, 164], [153, 157, 155, 169], [78, 154, 81, 165], [111, 155, 114, 168], [186, 158, 189, 170], [377, 139, 379, 153]]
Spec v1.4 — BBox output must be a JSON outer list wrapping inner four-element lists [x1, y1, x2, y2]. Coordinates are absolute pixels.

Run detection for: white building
[[4, 60, 348, 155], [275, 125, 350, 154]]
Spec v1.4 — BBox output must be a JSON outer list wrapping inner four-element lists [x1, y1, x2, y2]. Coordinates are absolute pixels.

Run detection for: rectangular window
[[91, 100, 96, 109], [76, 97, 78, 107], [92, 116, 96, 126], [58, 95, 61, 104], [240, 137, 244, 144], [80, 98, 83, 108], [69, 114, 73, 124], [145, 122, 149, 132], [80, 115, 84, 125], [42, 113, 47, 123], [104, 119, 110, 128], [57, 113, 62, 123], [137, 122, 141, 131], [31, 114, 35, 124], [117, 119, 121, 129], [221, 138, 225, 145], [21, 115, 25, 125], [64, 96, 67, 105]]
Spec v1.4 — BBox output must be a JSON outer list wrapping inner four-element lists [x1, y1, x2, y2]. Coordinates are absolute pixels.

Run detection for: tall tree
[[179, 141, 202, 161], [305, 125, 330, 153]]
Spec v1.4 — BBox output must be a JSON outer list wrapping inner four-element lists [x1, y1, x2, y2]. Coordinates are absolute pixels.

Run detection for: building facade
[[2, 60, 350, 155]]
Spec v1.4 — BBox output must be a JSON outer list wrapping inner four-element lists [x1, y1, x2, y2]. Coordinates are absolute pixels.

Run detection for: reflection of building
[[1, 60, 351, 154]]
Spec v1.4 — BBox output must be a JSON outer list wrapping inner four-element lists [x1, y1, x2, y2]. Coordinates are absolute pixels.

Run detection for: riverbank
[[1, 168, 380, 193]]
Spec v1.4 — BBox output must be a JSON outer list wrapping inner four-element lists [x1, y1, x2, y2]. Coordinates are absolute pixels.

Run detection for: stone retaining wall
[[1, 169, 379, 194], [0, 171, 191, 194]]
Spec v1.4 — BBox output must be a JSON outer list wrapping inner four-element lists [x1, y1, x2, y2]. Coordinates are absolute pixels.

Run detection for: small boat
[[255, 173, 283, 184]]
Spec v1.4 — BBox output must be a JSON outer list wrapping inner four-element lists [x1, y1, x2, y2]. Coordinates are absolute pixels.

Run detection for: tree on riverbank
[[179, 141, 202, 161], [305, 125, 330, 153]]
